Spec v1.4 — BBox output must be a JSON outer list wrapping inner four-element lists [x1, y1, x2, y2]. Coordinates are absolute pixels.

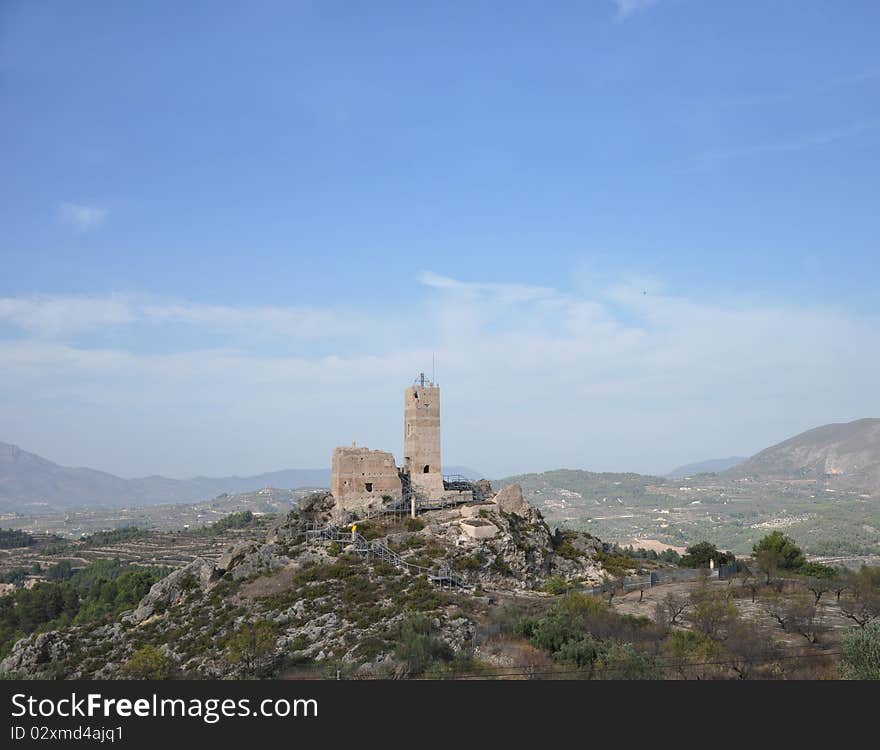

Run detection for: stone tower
[[403, 373, 445, 499]]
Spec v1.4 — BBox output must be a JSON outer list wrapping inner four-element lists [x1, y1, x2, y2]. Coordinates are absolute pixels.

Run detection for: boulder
[[494, 484, 530, 516], [218, 541, 259, 573], [298, 491, 335, 515], [474, 479, 493, 499], [0, 631, 69, 674], [226, 544, 288, 581], [122, 558, 219, 625], [266, 510, 305, 545]]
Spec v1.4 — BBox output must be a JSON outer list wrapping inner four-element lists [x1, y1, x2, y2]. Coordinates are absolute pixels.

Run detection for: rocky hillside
[[0, 485, 615, 679], [731, 418, 880, 490]]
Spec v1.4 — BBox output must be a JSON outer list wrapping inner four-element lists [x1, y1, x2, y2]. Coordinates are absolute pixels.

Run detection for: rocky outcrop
[[218, 540, 259, 572], [0, 631, 70, 674], [122, 558, 219, 625], [473, 478, 493, 499], [437, 490, 605, 590], [298, 491, 335, 516], [266, 509, 306, 545], [1, 487, 612, 679], [225, 543, 288, 581], [494, 484, 529, 516]]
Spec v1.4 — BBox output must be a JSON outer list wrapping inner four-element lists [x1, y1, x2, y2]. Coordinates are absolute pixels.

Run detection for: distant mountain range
[[0, 441, 481, 512], [730, 418, 880, 489], [0, 442, 330, 511], [667, 456, 746, 478], [4, 418, 879, 513]]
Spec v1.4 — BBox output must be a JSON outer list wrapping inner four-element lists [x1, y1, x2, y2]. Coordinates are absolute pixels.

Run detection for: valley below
[[500, 469, 880, 564]]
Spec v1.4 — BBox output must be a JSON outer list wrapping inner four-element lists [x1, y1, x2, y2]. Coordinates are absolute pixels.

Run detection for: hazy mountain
[[0, 442, 328, 511], [730, 418, 880, 490], [0, 441, 484, 512], [667, 456, 746, 478]]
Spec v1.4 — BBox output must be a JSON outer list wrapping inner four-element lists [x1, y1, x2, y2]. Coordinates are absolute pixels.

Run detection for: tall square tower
[[403, 373, 445, 499]]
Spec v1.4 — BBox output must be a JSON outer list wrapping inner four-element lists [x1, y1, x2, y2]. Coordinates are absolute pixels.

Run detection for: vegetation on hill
[[678, 541, 734, 569], [192, 510, 256, 537], [754, 531, 805, 570], [610, 543, 680, 564], [0, 528, 34, 548], [840, 622, 880, 680], [0, 559, 169, 659], [514, 592, 663, 679], [81, 526, 147, 545], [1, 508, 878, 681]]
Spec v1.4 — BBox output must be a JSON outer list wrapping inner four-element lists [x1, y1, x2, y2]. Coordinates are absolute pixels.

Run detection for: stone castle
[[330, 373, 472, 517]]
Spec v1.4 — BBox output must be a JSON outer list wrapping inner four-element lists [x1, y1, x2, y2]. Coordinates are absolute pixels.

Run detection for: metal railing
[[443, 475, 486, 501], [304, 521, 469, 589]]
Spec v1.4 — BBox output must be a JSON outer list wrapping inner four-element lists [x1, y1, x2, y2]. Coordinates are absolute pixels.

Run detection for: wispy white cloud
[[2, 274, 878, 478], [688, 118, 880, 171], [58, 202, 107, 231], [613, 0, 660, 21], [0, 294, 135, 336], [0, 294, 374, 340]]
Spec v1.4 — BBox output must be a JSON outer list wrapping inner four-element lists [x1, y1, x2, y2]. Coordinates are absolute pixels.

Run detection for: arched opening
[[365, 482, 373, 493], [423, 465, 430, 473]]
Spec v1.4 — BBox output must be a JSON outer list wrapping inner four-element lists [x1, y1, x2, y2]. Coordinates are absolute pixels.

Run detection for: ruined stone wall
[[403, 383, 445, 499], [330, 446, 402, 514]]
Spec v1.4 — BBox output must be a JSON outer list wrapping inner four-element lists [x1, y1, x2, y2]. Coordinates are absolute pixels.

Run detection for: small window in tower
[[414, 392, 418, 399], [365, 482, 373, 493], [423, 465, 430, 473]]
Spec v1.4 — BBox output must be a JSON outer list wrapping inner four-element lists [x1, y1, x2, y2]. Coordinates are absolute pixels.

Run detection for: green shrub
[[392, 612, 452, 675], [542, 575, 571, 595], [453, 553, 484, 572], [798, 561, 836, 579], [595, 641, 661, 680], [593, 551, 633, 577], [553, 531, 585, 560], [0, 568, 28, 585], [752, 531, 805, 571], [356, 523, 382, 541], [554, 635, 600, 668], [404, 517, 425, 532], [492, 555, 512, 576], [840, 622, 880, 680], [225, 619, 277, 676], [678, 541, 734, 569], [122, 646, 173, 680]]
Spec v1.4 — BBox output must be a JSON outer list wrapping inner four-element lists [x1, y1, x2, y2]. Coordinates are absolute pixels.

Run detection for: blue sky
[[2, 1, 879, 479]]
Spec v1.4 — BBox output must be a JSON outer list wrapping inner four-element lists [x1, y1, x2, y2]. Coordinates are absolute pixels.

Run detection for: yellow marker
[[352, 525, 357, 533]]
